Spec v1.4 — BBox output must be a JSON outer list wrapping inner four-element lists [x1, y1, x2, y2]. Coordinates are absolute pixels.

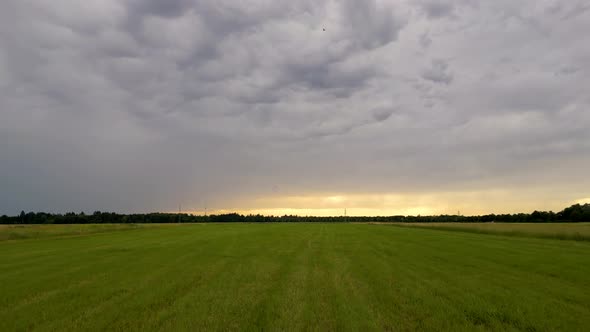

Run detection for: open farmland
[[1, 223, 589, 331], [391, 222, 590, 241], [0, 224, 165, 241]]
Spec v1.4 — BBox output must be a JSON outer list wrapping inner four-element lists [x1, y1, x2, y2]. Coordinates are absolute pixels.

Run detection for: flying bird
[[323, 28, 326, 31]]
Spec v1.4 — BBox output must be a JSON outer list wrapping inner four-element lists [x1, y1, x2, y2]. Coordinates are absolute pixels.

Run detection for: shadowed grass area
[[1, 223, 589, 331], [390, 222, 590, 241]]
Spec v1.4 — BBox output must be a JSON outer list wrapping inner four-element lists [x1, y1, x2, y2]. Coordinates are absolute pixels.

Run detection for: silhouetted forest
[[1, 204, 589, 224]]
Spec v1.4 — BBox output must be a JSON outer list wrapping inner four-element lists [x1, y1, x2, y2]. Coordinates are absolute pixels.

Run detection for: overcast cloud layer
[[1, 0, 589, 215]]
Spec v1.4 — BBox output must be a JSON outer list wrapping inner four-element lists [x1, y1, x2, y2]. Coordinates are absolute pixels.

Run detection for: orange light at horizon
[[173, 190, 588, 217]]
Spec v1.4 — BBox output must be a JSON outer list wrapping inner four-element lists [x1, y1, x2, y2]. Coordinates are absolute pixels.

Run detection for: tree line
[[1, 204, 589, 224]]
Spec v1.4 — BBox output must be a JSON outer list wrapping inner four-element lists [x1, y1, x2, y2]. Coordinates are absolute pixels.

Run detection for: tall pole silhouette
[[178, 204, 181, 223]]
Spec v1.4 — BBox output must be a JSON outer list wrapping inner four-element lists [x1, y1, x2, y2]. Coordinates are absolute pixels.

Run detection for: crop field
[[0, 224, 165, 241], [1, 223, 589, 331], [392, 222, 590, 241]]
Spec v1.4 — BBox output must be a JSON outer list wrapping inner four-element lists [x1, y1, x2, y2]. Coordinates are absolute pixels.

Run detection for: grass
[[0, 223, 167, 241], [390, 222, 590, 241], [1, 223, 589, 331]]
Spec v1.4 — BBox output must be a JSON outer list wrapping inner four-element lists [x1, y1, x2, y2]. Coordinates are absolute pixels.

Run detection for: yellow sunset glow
[[182, 190, 589, 217]]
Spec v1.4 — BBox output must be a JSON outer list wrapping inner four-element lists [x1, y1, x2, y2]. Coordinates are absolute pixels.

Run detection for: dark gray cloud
[[419, 32, 432, 48], [132, 0, 193, 18], [0, 0, 589, 214], [421, 59, 453, 85], [418, 0, 455, 19], [339, 0, 404, 49], [372, 107, 396, 122]]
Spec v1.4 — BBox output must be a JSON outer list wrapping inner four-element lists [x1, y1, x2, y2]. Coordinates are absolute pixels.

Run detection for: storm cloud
[[0, 0, 589, 215]]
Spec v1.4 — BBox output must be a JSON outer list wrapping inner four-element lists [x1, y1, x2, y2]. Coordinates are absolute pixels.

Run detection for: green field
[[391, 222, 590, 241], [1, 224, 589, 331], [0, 224, 163, 241]]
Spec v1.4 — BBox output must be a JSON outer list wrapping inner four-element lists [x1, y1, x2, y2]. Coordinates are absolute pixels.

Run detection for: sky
[[1, 0, 589, 216]]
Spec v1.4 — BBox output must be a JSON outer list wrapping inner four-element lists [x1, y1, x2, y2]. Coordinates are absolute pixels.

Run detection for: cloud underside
[[0, 0, 589, 214]]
